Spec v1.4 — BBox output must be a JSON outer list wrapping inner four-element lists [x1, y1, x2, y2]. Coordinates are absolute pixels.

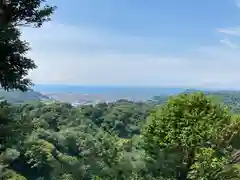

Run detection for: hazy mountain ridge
[[2, 86, 240, 106], [0, 88, 51, 103]]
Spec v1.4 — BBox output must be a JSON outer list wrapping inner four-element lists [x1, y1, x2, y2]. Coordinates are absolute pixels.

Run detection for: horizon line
[[32, 84, 240, 91]]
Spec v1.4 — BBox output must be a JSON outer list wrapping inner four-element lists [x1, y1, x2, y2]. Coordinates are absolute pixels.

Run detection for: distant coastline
[[32, 84, 236, 94], [32, 84, 188, 96], [1, 84, 240, 105]]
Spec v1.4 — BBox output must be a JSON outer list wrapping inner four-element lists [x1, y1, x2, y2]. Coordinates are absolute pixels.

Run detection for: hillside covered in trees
[[1, 92, 240, 179], [2, 0, 240, 179], [0, 89, 50, 104]]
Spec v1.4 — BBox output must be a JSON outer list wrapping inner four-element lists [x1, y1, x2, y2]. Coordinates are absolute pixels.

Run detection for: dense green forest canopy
[[2, 1, 240, 179], [1, 92, 240, 179]]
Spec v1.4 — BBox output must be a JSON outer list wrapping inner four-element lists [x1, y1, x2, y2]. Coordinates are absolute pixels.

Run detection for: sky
[[22, 0, 240, 89]]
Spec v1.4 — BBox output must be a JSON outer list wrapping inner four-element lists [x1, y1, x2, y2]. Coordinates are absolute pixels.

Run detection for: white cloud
[[22, 22, 240, 89], [22, 23, 170, 55], [220, 38, 238, 49], [217, 27, 240, 36]]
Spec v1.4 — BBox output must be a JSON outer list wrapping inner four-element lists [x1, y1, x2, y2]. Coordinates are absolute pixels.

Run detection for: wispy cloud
[[21, 23, 172, 55], [216, 1, 240, 48], [220, 38, 239, 49], [216, 2, 240, 49], [22, 22, 240, 89], [217, 27, 240, 36]]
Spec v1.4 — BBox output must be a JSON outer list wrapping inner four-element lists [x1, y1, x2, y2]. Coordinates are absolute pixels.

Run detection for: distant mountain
[[33, 85, 188, 104], [30, 85, 240, 107], [0, 89, 50, 103]]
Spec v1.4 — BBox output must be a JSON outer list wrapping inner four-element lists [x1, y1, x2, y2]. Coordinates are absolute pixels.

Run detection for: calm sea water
[[32, 84, 224, 101], [33, 84, 186, 95]]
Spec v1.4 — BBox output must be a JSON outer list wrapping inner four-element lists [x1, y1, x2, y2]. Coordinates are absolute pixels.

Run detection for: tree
[[142, 92, 240, 180], [0, 101, 33, 179], [0, 0, 56, 91], [0, 101, 33, 152]]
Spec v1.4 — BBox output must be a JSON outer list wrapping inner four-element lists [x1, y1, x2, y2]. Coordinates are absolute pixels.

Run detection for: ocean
[[33, 84, 187, 95], [32, 84, 228, 102]]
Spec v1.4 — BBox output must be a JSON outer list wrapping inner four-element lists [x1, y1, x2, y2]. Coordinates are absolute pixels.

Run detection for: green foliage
[[0, 101, 32, 152], [142, 92, 240, 179], [81, 100, 151, 138], [1, 169, 27, 180], [144, 93, 231, 148], [205, 91, 240, 113], [0, 0, 55, 91], [24, 139, 55, 168], [0, 92, 240, 179], [187, 147, 230, 180]]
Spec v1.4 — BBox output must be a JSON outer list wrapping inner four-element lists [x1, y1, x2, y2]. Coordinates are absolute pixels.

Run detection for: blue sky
[[23, 0, 240, 88]]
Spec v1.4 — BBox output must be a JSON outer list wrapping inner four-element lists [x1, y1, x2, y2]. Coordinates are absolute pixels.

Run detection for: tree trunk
[[177, 149, 195, 180]]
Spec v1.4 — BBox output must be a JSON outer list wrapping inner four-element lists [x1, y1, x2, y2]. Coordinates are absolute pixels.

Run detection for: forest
[[1, 92, 240, 179], [2, 1, 240, 179]]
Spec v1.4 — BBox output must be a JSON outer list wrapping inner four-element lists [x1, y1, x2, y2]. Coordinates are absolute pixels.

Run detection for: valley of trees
[[1, 92, 240, 179], [2, 1, 240, 179]]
